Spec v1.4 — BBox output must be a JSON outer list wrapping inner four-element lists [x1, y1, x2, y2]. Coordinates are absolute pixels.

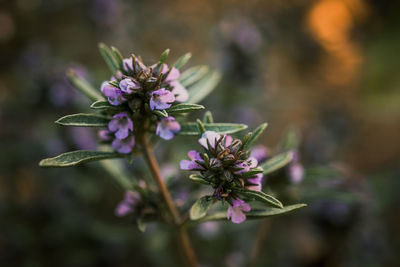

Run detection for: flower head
[[150, 88, 175, 110], [227, 198, 251, 224], [101, 81, 126, 106], [156, 116, 181, 140], [115, 191, 141, 217], [108, 112, 134, 139]]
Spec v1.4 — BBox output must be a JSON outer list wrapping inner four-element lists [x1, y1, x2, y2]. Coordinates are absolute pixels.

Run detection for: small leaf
[[238, 189, 283, 209], [190, 196, 214, 220], [186, 71, 221, 104], [166, 103, 204, 114], [160, 48, 170, 64], [90, 100, 124, 110], [39, 150, 121, 167], [196, 119, 206, 134], [202, 111, 214, 123], [66, 69, 103, 101], [261, 152, 294, 175], [246, 123, 268, 148], [240, 167, 264, 178], [179, 65, 209, 87], [55, 113, 109, 127], [178, 122, 248, 135], [152, 109, 168, 118], [111, 46, 124, 69], [188, 204, 307, 225], [189, 174, 211, 185], [173, 53, 192, 69], [98, 43, 119, 74]]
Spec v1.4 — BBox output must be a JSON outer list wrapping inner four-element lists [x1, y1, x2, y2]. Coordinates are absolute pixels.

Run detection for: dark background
[[0, 0, 399, 266]]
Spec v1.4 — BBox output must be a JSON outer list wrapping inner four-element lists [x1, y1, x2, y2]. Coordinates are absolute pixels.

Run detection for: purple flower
[[161, 65, 180, 82], [234, 157, 258, 175], [289, 163, 304, 184], [112, 135, 135, 154], [198, 131, 221, 149], [108, 112, 134, 139], [250, 145, 268, 163], [150, 88, 175, 110], [156, 116, 181, 140], [101, 81, 126, 106], [246, 173, 263, 192], [227, 198, 251, 224], [171, 81, 189, 102], [119, 78, 140, 94], [115, 191, 141, 217], [180, 150, 205, 170], [123, 58, 133, 72]]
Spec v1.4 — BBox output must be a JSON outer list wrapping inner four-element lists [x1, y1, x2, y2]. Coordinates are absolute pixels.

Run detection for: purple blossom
[[227, 198, 251, 224], [112, 135, 135, 154], [234, 157, 258, 175], [250, 145, 268, 163], [246, 173, 263, 192], [198, 131, 221, 149], [150, 88, 175, 110], [171, 81, 189, 102], [156, 116, 181, 140], [289, 163, 304, 184], [123, 58, 133, 72], [115, 191, 141, 217], [180, 150, 205, 170], [119, 78, 140, 94], [108, 112, 134, 139], [161, 65, 180, 82], [101, 81, 126, 106]]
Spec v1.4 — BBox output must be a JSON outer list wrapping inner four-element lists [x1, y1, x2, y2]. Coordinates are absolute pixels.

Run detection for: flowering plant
[[40, 43, 306, 266]]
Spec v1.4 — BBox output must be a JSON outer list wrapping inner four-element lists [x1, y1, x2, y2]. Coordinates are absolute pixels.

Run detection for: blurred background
[[1, 0, 399, 266]]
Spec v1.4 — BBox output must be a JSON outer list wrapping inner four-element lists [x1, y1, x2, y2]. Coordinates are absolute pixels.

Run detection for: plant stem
[[141, 135, 198, 267]]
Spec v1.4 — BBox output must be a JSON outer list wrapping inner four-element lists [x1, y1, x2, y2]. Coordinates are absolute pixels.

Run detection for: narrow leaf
[[178, 122, 248, 135], [202, 111, 214, 123], [189, 204, 307, 225], [261, 152, 294, 175], [56, 113, 109, 127], [187, 71, 222, 104], [179, 65, 209, 87], [160, 48, 170, 64], [238, 189, 283, 208], [98, 43, 119, 74], [189, 174, 211, 185], [173, 53, 191, 69], [246, 123, 268, 148], [111, 46, 124, 69], [90, 100, 123, 110], [152, 109, 168, 118], [196, 119, 206, 134], [66, 69, 102, 101], [166, 103, 204, 114], [190, 196, 214, 220], [39, 150, 121, 167]]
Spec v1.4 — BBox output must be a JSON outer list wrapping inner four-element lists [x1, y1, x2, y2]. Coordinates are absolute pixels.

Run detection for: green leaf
[[186, 71, 222, 104], [90, 100, 123, 110], [179, 65, 209, 87], [246, 123, 268, 148], [152, 109, 168, 118], [55, 113, 109, 127], [189, 204, 307, 225], [261, 152, 294, 175], [240, 167, 264, 178], [190, 196, 214, 220], [238, 189, 283, 208], [111, 46, 124, 69], [137, 218, 147, 232], [196, 119, 206, 134], [39, 150, 121, 167], [178, 122, 248, 135], [166, 103, 204, 114], [160, 48, 170, 64], [173, 53, 191, 69], [98, 43, 119, 74], [202, 111, 214, 123], [189, 174, 211, 185], [66, 69, 103, 101]]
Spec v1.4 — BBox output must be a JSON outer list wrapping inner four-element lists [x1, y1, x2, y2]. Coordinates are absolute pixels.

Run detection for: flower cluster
[[98, 56, 188, 153], [180, 131, 265, 223]]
